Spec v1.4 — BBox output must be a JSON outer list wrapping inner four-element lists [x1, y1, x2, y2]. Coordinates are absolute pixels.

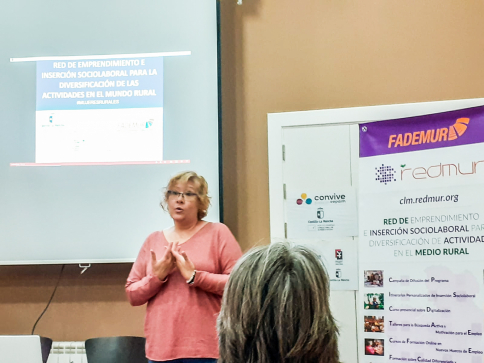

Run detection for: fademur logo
[[388, 118, 470, 149]]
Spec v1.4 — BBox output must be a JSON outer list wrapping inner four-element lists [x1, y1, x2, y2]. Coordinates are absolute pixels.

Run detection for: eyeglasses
[[167, 190, 199, 200]]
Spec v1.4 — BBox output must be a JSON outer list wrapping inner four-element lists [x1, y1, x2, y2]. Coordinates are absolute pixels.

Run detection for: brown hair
[[218, 242, 339, 363], [160, 171, 211, 220]]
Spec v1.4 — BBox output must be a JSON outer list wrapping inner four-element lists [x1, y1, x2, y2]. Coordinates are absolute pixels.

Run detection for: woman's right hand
[[150, 242, 176, 281]]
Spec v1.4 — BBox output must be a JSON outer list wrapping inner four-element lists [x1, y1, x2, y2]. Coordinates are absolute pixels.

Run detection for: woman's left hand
[[172, 243, 196, 281]]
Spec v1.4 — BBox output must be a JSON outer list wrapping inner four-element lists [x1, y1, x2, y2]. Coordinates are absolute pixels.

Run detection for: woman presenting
[[126, 171, 242, 363]]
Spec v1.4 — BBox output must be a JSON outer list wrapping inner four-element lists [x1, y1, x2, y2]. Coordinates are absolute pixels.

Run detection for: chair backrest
[[85, 336, 147, 363], [39, 336, 53, 363]]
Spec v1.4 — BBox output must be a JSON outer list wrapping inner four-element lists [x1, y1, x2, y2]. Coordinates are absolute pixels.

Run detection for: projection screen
[[0, 0, 221, 264]]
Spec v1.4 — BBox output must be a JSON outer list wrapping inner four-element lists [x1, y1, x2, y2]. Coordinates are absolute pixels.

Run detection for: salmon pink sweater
[[125, 223, 242, 361]]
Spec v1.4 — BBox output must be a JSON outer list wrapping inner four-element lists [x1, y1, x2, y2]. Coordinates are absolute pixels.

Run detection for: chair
[[40, 336, 53, 363], [85, 336, 147, 363]]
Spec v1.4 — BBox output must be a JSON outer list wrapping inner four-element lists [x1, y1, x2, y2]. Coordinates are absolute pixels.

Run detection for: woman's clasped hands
[[150, 241, 195, 282]]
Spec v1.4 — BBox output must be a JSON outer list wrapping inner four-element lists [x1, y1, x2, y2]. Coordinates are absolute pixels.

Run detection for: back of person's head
[[218, 242, 339, 363]]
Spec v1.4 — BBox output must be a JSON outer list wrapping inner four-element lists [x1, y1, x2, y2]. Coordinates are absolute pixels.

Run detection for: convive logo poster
[[358, 105, 484, 363]]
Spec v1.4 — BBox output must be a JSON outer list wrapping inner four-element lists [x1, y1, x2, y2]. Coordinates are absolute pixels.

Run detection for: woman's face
[[167, 181, 200, 223]]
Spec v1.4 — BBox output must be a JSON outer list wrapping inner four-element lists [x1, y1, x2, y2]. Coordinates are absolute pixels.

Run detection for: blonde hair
[[160, 171, 211, 220], [218, 242, 339, 363]]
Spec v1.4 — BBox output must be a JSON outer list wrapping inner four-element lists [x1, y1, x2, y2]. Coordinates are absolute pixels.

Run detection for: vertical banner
[[359, 106, 484, 363]]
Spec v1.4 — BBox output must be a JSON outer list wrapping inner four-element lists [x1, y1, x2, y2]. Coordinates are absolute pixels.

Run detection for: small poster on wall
[[285, 186, 358, 290]]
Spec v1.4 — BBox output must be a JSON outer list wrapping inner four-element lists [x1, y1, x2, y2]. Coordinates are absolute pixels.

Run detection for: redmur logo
[[401, 159, 484, 180], [388, 118, 470, 149], [297, 193, 312, 205], [375, 164, 397, 185]]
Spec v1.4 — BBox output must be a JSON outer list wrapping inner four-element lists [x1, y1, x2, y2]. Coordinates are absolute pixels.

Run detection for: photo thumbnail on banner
[[36, 56, 163, 164], [359, 105, 484, 363]]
